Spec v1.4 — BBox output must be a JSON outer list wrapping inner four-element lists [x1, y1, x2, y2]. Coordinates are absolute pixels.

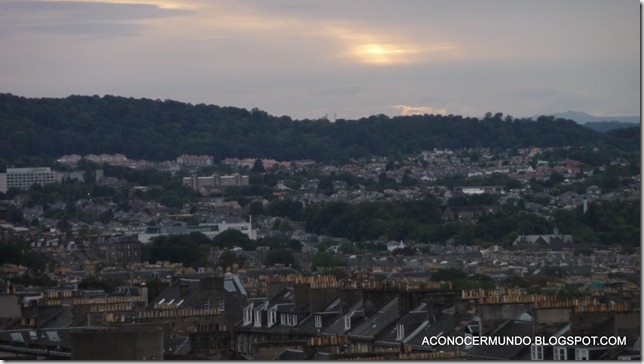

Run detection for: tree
[[431, 268, 467, 281], [252, 159, 265, 173], [264, 249, 295, 267], [265, 200, 303, 221], [218, 250, 247, 271], [311, 251, 345, 270], [211, 229, 254, 250]]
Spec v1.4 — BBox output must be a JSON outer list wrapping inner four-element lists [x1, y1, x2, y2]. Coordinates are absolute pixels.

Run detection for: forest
[[0, 93, 639, 167]]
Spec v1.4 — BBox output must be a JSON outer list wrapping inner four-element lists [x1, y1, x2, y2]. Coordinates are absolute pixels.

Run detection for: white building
[[182, 173, 249, 192], [137, 218, 256, 243], [0, 167, 57, 193]]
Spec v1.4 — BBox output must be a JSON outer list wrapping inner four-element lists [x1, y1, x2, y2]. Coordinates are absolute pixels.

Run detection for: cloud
[[0, 0, 193, 38], [392, 104, 447, 116], [324, 23, 462, 66], [309, 85, 367, 96]]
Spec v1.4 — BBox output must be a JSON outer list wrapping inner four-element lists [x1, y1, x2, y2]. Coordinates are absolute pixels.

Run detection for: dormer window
[[396, 323, 405, 341], [531, 345, 544, 360], [218, 300, 225, 312], [576, 348, 589, 360], [554, 347, 567, 360], [254, 310, 262, 327], [268, 308, 277, 327], [315, 315, 322, 328], [344, 316, 351, 330], [243, 304, 253, 325]]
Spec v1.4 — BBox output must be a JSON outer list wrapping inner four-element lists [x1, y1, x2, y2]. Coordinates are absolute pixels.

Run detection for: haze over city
[[0, 0, 639, 120]]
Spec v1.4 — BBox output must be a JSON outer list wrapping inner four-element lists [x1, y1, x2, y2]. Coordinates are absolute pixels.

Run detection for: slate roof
[[465, 319, 533, 360], [375, 303, 428, 346], [150, 274, 247, 311], [321, 301, 364, 336], [297, 297, 343, 335], [167, 336, 191, 355], [347, 297, 399, 341], [273, 348, 306, 360], [150, 278, 200, 309], [406, 308, 461, 350], [0, 326, 92, 358]]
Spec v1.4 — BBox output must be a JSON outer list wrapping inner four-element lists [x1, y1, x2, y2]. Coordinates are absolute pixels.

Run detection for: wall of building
[[478, 302, 533, 335], [532, 307, 571, 335], [71, 326, 164, 360]]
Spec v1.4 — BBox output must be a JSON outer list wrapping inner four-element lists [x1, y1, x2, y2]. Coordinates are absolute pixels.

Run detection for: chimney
[[294, 283, 310, 309]]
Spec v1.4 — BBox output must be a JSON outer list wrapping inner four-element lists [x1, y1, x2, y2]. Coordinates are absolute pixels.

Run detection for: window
[[254, 310, 262, 327], [344, 316, 351, 330], [268, 309, 277, 327], [243, 304, 253, 325], [554, 347, 567, 360], [218, 300, 225, 312], [531, 345, 544, 360], [396, 324, 405, 341], [203, 299, 210, 309], [315, 315, 322, 328], [576, 348, 589, 360]]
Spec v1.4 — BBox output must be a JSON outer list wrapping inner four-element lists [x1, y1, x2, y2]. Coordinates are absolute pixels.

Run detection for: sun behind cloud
[[352, 43, 417, 65]]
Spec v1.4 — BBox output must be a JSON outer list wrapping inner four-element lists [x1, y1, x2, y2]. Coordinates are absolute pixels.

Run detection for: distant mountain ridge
[[0, 93, 640, 164], [536, 111, 640, 125], [530, 111, 639, 133]]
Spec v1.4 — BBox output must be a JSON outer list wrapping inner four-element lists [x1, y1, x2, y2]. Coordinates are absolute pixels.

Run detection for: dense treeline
[[299, 196, 640, 248], [0, 94, 638, 166]]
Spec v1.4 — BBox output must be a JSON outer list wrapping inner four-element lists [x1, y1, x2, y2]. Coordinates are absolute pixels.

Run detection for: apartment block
[[0, 167, 57, 193]]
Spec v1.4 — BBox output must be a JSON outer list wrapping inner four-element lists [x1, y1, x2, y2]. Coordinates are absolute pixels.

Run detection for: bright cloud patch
[[393, 105, 447, 116]]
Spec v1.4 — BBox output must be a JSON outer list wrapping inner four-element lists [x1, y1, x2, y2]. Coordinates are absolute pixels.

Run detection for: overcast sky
[[0, 0, 639, 120]]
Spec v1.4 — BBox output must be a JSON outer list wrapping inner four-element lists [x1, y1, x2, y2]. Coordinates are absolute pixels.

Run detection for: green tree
[[264, 249, 296, 267], [211, 229, 254, 250], [311, 251, 345, 270]]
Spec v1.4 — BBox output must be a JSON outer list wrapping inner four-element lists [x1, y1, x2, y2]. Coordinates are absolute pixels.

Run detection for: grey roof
[[0, 327, 91, 358], [347, 297, 399, 341], [406, 309, 460, 349], [321, 300, 364, 336], [224, 272, 247, 296], [151, 278, 200, 308], [375, 306, 428, 345], [466, 319, 534, 360], [167, 336, 191, 355], [273, 348, 306, 360]]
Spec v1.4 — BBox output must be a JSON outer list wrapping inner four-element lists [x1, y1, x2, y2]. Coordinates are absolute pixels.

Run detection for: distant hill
[[0, 94, 639, 165], [535, 111, 640, 132]]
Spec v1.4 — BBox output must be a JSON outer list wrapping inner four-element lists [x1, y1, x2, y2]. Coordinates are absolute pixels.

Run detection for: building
[[137, 218, 256, 243], [71, 326, 164, 360], [94, 235, 142, 266], [0, 167, 57, 193], [182, 173, 249, 193], [176, 155, 214, 167]]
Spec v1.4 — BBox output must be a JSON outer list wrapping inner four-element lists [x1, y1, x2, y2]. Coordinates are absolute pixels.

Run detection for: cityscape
[[0, 144, 639, 360], [0, 0, 639, 360]]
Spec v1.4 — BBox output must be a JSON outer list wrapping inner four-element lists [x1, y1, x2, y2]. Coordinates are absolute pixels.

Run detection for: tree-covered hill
[[0, 93, 639, 165]]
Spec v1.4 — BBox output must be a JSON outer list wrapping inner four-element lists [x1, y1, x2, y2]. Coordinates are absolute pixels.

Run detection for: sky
[[0, 0, 640, 121]]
